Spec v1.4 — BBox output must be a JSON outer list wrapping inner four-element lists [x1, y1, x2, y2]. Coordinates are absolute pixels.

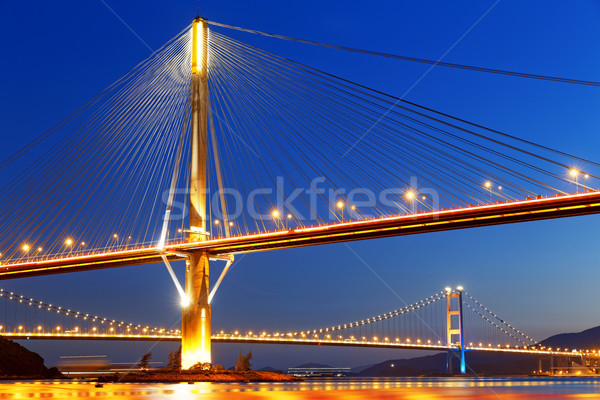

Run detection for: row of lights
[[0, 289, 172, 334], [213, 331, 600, 355], [212, 168, 596, 236], [293, 292, 446, 335], [15, 233, 136, 258], [464, 302, 531, 344], [20, 238, 86, 254], [7, 168, 594, 249], [481, 166, 589, 202], [212, 330, 600, 354], [464, 292, 536, 343], [0, 324, 180, 336]]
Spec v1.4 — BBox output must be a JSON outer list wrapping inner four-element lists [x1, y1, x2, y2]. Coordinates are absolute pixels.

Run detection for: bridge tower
[[182, 17, 211, 370], [445, 286, 466, 374]]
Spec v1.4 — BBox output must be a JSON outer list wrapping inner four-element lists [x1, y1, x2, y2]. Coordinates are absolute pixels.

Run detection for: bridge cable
[[208, 20, 600, 88]]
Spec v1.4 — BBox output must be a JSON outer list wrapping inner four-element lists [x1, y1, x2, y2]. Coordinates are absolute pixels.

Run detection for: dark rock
[[0, 336, 62, 378]]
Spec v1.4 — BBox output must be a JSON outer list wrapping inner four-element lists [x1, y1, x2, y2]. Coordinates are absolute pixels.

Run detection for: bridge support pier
[[182, 251, 211, 370]]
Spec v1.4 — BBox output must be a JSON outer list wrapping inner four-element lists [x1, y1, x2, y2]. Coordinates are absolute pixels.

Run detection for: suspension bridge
[[1, 16, 599, 370], [1, 286, 598, 374]]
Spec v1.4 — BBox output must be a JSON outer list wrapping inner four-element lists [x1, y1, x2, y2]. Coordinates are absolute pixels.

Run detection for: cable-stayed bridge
[[1, 17, 599, 370]]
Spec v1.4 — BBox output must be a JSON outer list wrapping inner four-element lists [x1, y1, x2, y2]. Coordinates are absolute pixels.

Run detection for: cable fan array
[[0, 27, 193, 263], [205, 29, 600, 235], [0, 24, 598, 264]]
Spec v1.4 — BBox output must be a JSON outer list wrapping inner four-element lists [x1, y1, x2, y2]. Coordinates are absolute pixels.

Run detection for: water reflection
[[0, 377, 598, 399]]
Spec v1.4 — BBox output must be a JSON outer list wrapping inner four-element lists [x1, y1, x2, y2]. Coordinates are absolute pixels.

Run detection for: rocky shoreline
[[97, 370, 301, 383]]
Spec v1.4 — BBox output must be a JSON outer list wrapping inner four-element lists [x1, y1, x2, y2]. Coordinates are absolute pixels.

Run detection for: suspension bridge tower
[[182, 17, 211, 370], [446, 286, 466, 374]]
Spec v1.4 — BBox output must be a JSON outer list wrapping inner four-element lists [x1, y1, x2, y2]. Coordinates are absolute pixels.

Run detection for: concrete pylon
[[182, 17, 211, 370]]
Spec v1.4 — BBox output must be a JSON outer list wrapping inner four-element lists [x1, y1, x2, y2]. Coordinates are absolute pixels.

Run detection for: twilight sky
[[1, 1, 600, 369]]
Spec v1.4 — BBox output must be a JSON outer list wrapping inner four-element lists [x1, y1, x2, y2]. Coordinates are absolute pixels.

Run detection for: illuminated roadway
[[2, 191, 600, 279], [2, 331, 597, 359]]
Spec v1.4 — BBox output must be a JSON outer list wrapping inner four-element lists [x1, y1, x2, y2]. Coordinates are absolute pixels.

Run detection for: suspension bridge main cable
[[208, 20, 600, 88]]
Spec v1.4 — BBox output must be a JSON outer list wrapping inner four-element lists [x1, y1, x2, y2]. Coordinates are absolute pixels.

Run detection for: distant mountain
[[258, 366, 283, 372], [540, 326, 600, 350], [357, 352, 540, 376], [350, 363, 375, 374], [358, 353, 446, 376], [288, 326, 600, 377]]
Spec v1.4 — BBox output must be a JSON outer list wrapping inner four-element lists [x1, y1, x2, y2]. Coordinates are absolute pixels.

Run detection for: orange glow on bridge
[[2, 191, 600, 279]]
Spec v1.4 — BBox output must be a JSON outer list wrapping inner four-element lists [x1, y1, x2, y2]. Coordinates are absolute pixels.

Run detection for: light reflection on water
[[0, 377, 599, 399]]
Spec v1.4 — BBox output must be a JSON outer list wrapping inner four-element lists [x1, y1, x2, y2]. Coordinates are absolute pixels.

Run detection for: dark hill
[[358, 352, 540, 376], [356, 325, 600, 376], [540, 325, 600, 350], [0, 337, 62, 378]]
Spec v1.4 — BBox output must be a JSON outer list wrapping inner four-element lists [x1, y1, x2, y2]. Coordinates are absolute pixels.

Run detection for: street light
[[65, 238, 73, 255], [570, 169, 579, 193], [336, 200, 345, 221], [214, 219, 222, 237], [271, 209, 280, 229], [405, 190, 415, 213], [484, 181, 492, 200]]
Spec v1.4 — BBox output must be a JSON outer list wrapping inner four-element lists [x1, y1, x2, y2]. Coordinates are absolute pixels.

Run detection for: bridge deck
[[1, 332, 593, 357], [2, 191, 600, 279]]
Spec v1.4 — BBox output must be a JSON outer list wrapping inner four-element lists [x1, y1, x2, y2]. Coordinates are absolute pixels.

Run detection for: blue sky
[[1, 1, 600, 369]]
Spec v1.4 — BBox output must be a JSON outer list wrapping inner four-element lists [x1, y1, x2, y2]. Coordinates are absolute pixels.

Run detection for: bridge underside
[[2, 191, 600, 280]]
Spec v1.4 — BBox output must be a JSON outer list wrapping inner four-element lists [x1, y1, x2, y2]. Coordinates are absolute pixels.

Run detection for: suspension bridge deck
[[2, 191, 600, 280], [1, 332, 593, 358]]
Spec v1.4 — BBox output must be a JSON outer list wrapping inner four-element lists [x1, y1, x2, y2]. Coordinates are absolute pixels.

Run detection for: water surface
[[1, 377, 599, 399]]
